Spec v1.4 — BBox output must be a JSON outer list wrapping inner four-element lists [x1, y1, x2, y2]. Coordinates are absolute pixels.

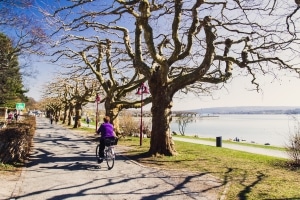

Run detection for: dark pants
[[99, 137, 115, 157]]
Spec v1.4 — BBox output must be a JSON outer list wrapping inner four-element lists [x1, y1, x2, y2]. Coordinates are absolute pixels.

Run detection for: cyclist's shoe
[[97, 158, 103, 164]]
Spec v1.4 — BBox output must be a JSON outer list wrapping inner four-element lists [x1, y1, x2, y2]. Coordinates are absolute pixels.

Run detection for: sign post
[[15, 103, 25, 110]]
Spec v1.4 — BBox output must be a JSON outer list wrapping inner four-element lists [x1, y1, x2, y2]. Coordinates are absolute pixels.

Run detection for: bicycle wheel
[[95, 144, 100, 159], [105, 147, 115, 170]]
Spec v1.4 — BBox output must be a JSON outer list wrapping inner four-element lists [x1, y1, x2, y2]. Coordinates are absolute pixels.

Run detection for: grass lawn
[[172, 134, 286, 151], [117, 136, 300, 200], [0, 163, 17, 172], [0, 162, 23, 177]]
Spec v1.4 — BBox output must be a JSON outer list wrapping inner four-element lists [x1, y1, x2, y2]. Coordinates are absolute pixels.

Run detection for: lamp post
[[136, 83, 149, 146], [95, 94, 100, 133]]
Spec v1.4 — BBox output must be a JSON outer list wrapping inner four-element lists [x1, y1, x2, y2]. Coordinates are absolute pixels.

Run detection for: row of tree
[[2, 0, 300, 156]]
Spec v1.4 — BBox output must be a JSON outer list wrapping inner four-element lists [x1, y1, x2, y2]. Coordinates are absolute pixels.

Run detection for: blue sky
[[23, 1, 300, 110], [172, 76, 300, 110]]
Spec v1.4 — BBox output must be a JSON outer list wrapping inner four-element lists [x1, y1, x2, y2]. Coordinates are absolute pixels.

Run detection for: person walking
[[50, 114, 54, 124], [96, 116, 116, 163], [14, 112, 19, 122], [86, 116, 90, 127]]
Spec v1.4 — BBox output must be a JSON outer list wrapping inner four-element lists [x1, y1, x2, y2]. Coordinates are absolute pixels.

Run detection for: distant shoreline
[[183, 106, 300, 115], [199, 115, 219, 118]]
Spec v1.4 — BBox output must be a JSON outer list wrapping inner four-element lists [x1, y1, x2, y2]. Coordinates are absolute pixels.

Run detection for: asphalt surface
[[2, 117, 223, 200]]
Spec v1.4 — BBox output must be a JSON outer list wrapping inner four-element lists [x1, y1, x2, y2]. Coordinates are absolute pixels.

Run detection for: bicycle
[[96, 138, 117, 170]]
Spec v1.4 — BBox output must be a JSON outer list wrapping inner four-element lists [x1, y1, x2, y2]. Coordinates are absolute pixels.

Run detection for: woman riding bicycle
[[96, 116, 116, 163]]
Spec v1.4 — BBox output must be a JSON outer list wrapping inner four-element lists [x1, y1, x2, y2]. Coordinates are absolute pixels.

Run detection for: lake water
[[168, 114, 300, 147]]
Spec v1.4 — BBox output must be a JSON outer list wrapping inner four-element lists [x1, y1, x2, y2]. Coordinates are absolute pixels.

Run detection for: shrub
[[285, 116, 300, 167], [0, 115, 36, 164], [119, 112, 139, 137], [175, 115, 195, 136]]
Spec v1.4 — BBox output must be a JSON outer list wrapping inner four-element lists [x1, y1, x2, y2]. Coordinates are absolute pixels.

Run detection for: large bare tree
[[46, 0, 300, 156]]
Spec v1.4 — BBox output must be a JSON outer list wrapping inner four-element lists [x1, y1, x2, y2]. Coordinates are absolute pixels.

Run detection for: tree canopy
[[43, 0, 300, 156], [0, 33, 27, 107], [0, 0, 50, 109]]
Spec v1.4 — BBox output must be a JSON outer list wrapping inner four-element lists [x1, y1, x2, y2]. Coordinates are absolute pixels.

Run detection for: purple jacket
[[97, 122, 114, 138]]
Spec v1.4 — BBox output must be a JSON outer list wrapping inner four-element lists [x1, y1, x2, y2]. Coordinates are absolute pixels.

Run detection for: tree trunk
[[105, 100, 120, 135], [149, 89, 177, 156], [67, 111, 71, 126], [62, 106, 68, 124], [109, 108, 120, 133], [67, 104, 74, 126], [73, 103, 82, 128]]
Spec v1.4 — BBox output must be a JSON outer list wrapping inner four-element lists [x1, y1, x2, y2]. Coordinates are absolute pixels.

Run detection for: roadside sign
[[16, 103, 25, 110]]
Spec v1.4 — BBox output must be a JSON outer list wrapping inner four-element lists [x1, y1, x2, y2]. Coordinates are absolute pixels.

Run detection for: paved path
[[2, 117, 223, 200], [172, 137, 289, 159]]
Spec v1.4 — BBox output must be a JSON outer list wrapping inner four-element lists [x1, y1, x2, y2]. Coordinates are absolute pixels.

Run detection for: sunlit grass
[[0, 163, 15, 171], [172, 134, 285, 151], [0, 162, 22, 176], [118, 136, 300, 200]]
